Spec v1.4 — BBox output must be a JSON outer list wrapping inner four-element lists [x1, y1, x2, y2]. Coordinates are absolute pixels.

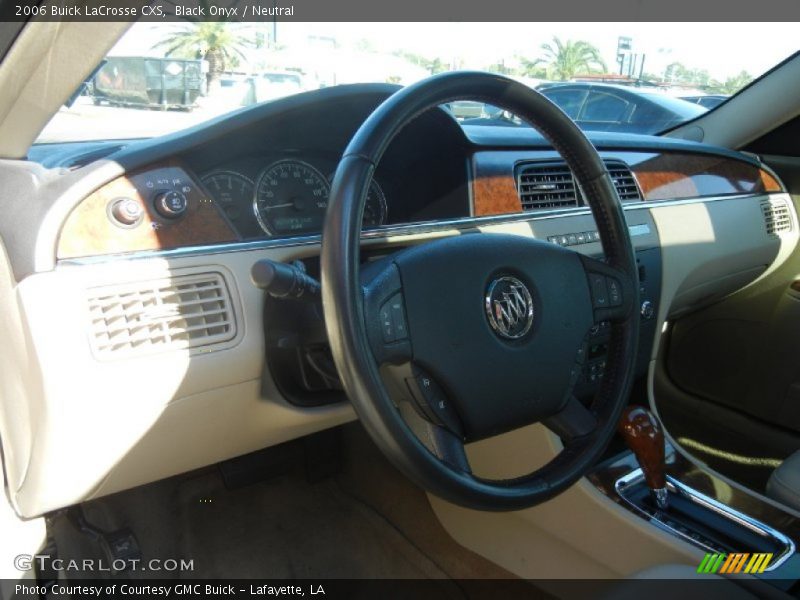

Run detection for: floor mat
[[174, 472, 451, 579], [56, 426, 544, 599], [77, 468, 456, 581]]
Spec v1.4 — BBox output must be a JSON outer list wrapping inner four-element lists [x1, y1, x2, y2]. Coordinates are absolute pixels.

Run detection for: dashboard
[[3, 82, 797, 519], [38, 83, 780, 263], [200, 157, 389, 238], [51, 86, 472, 259]]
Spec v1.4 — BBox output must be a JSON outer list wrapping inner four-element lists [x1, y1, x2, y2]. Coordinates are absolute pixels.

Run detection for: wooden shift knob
[[618, 405, 666, 490]]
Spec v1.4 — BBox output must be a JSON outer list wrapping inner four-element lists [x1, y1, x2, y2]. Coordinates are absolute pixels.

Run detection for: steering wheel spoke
[[543, 395, 598, 444], [424, 422, 471, 474], [580, 254, 636, 324]]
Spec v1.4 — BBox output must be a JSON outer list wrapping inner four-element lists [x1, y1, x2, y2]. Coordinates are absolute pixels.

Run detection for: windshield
[[37, 22, 798, 143]]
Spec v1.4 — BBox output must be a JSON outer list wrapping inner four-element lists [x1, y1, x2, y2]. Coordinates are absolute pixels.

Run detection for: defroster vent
[[87, 272, 236, 358]]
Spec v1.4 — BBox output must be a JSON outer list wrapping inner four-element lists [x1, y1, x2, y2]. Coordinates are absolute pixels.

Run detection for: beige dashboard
[[0, 147, 796, 527]]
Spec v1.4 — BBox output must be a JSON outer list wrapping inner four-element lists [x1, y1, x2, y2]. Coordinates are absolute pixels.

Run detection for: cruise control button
[[389, 296, 408, 340], [606, 277, 622, 307], [379, 304, 395, 342], [589, 273, 609, 308], [379, 294, 408, 343]]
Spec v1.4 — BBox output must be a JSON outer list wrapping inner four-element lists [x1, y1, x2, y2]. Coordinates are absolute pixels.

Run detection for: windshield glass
[[37, 22, 798, 143]]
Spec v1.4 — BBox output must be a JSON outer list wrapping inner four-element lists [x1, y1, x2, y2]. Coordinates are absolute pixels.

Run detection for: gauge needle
[[263, 203, 295, 210]]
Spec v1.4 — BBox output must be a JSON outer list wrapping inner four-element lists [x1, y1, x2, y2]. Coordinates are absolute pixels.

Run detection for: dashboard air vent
[[517, 162, 580, 210], [87, 272, 235, 358], [516, 159, 642, 211], [606, 161, 643, 202], [762, 198, 793, 236]]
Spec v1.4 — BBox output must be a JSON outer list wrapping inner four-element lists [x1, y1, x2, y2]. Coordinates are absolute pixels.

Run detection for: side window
[[580, 92, 630, 122], [543, 89, 587, 119]]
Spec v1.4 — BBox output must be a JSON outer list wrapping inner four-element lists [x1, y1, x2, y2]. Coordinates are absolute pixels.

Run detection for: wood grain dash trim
[[472, 150, 786, 217], [58, 163, 239, 259], [472, 153, 521, 216]]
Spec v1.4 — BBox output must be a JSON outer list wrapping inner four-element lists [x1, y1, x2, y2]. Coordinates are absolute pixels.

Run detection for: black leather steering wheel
[[321, 72, 639, 511]]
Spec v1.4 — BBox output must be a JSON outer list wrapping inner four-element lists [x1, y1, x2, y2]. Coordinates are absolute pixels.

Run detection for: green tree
[[527, 37, 607, 81], [486, 60, 517, 76], [393, 50, 448, 74], [715, 70, 753, 94], [154, 22, 253, 90], [428, 58, 448, 74], [518, 59, 548, 79], [665, 62, 718, 89]]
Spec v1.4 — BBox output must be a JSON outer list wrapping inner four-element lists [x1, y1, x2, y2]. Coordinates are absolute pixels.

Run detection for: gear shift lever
[[618, 405, 669, 509]]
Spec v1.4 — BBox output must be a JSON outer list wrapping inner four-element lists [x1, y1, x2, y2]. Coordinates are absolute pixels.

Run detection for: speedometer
[[253, 160, 330, 236]]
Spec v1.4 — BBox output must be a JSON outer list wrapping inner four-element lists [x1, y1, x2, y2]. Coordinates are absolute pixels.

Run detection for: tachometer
[[254, 160, 330, 235], [200, 170, 254, 223], [326, 172, 388, 229]]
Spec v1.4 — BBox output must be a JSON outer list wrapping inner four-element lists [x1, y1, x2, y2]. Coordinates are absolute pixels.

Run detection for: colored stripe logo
[[697, 552, 773, 574]]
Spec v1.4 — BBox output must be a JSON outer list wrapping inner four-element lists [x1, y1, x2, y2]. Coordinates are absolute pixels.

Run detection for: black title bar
[[2, 0, 800, 22]]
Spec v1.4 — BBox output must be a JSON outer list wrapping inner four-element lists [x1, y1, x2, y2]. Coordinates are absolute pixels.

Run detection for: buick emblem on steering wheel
[[485, 276, 535, 339]]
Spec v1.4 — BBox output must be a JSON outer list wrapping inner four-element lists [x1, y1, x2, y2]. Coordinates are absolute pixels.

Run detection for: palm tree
[[153, 22, 252, 91], [528, 37, 607, 81]]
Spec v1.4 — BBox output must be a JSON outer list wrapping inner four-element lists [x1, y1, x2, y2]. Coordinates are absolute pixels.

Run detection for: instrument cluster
[[200, 157, 388, 239]]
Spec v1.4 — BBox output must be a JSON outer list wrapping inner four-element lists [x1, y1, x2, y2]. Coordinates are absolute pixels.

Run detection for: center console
[[594, 406, 800, 589]]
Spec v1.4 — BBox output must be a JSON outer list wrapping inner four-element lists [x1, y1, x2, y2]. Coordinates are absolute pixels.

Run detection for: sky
[[113, 22, 799, 82]]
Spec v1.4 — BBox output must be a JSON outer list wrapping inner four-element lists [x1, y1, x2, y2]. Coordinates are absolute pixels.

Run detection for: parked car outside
[[680, 94, 730, 109], [538, 82, 707, 134]]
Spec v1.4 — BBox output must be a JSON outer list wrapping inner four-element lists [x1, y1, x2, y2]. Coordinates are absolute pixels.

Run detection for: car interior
[[4, 18, 800, 600]]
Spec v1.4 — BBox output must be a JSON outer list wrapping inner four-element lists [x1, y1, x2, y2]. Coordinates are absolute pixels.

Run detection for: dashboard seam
[[54, 192, 781, 268]]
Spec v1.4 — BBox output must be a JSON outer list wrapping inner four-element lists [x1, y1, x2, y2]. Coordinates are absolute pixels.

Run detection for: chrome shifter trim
[[652, 486, 669, 510], [615, 468, 795, 572]]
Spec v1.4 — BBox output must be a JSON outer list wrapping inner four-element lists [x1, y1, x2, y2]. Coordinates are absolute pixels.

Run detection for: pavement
[[37, 95, 247, 143]]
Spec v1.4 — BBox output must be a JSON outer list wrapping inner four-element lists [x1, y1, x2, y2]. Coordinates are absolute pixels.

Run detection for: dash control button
[[154, 190, 188, 219], [109, 197, 143, 227]]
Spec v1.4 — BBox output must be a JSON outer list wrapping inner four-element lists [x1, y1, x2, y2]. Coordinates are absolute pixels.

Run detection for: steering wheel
[[321, 72, 639, 511]]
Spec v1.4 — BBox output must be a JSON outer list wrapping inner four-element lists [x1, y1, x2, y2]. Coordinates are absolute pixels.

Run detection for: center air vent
[[761, 198, 793, 236], [517, 162, 580, 210], [87, 272, 236, 359], [516, 160, 642, 211]]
